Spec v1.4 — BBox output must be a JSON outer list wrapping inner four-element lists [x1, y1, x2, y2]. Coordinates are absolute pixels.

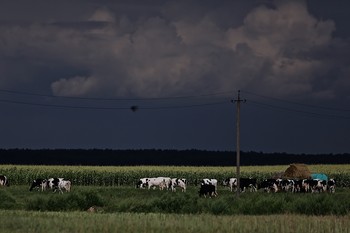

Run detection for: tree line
[[0, 149, 349, 166]]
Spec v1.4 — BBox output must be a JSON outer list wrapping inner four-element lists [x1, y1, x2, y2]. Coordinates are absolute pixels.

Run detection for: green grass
[[0, 210, 349, 233], [1, 185, 350, 216]]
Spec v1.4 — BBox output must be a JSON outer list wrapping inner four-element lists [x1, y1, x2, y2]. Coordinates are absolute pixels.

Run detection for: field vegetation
[[0, 164, 350, 232], [1, 164, 350, 186], [1, 210, 349, 233], [0, 185, 349, 215]]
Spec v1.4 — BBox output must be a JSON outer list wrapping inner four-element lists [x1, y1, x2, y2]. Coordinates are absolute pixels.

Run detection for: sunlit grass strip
[[0, 210, 349, 233]]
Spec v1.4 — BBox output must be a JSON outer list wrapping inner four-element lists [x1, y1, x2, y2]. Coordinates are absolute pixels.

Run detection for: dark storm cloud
[[0, 1, 348, 100], [0, 0, 349, 153], [0, 0, 349, 100]]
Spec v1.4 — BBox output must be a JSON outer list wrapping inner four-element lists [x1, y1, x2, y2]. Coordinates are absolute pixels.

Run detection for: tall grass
[[0, 210, 349, 233], [1, 185, 350, 216]]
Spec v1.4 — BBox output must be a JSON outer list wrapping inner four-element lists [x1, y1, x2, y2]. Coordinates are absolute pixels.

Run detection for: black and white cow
[[146, 177, 171, 190], [29, 178, 47, 191], [199, 184, 217, 198], [258, 179, 279, 193], [47, 178, 71, 193], [302, 179, 327, 193], [201, 179, 218, 195], [239, 178, 257, 192], [0, 175, 9, 187], [280, 179, 295, 192], [170, 178, 187, 192], [59, 180, 71, 193], [222, 178, 237, 192], [259, 178, 296, 193], [328, 179, 336, 193], [136, 178, 149, 189], [314, 179, 327, 193], [293, 179, 313, 193]]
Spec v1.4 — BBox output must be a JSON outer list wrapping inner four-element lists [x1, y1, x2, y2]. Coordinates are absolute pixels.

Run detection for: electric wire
[[1, 87, 349, 120], [0, 88, 235, 101], [241, 90, 350, 112], [247, 100, 350, 120], [0, 98, 229, 110]]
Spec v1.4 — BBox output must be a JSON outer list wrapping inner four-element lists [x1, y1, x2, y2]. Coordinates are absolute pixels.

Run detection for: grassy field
[[1, 185, 350, 215], [0, 210, 349, 233], [1, 164, 350, 232]]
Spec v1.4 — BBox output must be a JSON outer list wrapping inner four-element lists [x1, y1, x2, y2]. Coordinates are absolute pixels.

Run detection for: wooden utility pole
[[233, 90, 245, 197]]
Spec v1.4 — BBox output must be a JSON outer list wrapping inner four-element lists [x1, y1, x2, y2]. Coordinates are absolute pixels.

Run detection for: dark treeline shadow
[[0, 149, 349, 166]]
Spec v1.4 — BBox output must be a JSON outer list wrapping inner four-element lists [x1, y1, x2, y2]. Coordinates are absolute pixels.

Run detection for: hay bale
[[283, 164, 311, 179]]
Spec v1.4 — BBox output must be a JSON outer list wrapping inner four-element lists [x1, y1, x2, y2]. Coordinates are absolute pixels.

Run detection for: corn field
[[1, 164, 349, 187]]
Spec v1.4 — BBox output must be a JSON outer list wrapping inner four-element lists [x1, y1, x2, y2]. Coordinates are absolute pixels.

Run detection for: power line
[[0, 98, 229, 110], [248, 100, 350, 120], [1, 87, 349, 119], [0, 88, 235, 101], [241, 90, 350, 112]]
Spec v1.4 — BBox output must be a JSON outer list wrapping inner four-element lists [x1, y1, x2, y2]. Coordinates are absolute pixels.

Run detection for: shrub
[[0, 190, 16, 209], [25, 190, 104, 211]]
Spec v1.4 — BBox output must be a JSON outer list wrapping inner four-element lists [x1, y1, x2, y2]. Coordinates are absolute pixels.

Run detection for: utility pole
[[233, 90, 246, 197]]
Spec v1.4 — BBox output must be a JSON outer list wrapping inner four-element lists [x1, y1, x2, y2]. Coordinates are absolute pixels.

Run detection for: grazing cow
[[0, 175, 9, 187], [201, 179, 218, 195], [162, 177, 172, 190], [47, 178, 71, 193], [239, 178, 257, 192], [328, 179, 336, 193], [222, 178, 237, 192], [199, 184, 217, 198], [146, 177, 171, 190], [293, 179, 303, 193], [280, 179, 295, 192], [302, 179, 327, 193], [170, 178, 187, 192], [258, 179, 279, 193], [293, 179, 311, 193], [136, 178, 149, 189], [29, 178, 47, 191], [300, 179, 314, 193], [47, 178, 61, 190], [58, 180, 71, 193], [313, 179, 327, 193]]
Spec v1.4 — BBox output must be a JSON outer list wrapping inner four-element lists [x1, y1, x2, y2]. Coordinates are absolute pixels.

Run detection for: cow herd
[[29, 178, 72, 193], [0, 174, 337, 197], [0, 175, 71, 194], [136, 177, 187, 192], [136, 177, 337, 198], [220, 177, 337, 196]]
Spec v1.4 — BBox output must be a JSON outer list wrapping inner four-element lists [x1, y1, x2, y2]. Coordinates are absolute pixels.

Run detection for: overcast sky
[[0, 0, 349, 154]]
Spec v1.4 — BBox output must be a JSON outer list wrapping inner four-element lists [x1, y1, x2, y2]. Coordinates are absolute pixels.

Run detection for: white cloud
[[51, 76, 98, 96], [226, 1, 335, 56], [89, 8, 116, 22]]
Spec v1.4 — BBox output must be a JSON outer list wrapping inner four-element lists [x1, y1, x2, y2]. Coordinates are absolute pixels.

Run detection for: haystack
[[283, 164, 311, 179]]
